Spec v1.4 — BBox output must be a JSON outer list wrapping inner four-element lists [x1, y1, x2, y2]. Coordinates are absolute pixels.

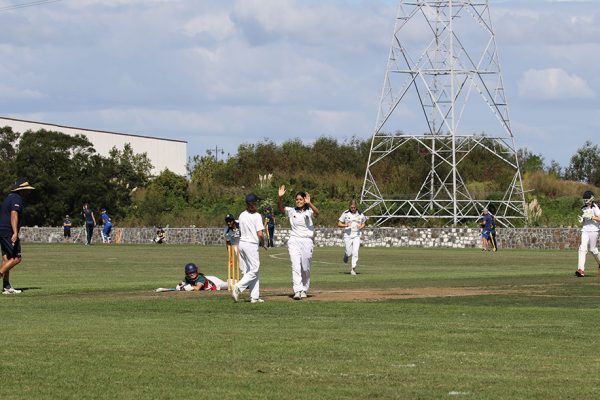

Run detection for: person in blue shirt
[[100, 208, 113, 244], [82, 203, 96, 245], [263, 206, 276, 248], [63, 214, 72, 243], [479, 208, 493, 252], [0, 178, 35, 294]]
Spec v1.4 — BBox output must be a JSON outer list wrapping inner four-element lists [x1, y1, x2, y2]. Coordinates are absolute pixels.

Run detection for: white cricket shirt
[[238, 210, 264, 244], [582, 204, 600, 232], [338, 210, 367, 239], [285, 206, 315, 239]]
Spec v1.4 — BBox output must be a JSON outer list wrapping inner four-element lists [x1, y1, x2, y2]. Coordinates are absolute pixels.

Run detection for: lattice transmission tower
[[360, 0, 527, 227]]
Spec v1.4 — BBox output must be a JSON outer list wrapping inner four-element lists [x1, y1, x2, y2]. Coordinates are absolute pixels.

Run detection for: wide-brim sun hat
[[10, 178, 34, 192]]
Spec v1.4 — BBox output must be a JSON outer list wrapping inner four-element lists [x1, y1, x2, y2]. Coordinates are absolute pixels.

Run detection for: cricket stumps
[[227, 244, 240, 291]]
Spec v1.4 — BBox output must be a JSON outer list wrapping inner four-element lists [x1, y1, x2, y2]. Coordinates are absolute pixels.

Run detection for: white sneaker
[[3, 287, 21, 294], [350, 269, 357, 276], [300, 291, 307, 299], [231, 286, 241, 302], [293, 292, 301, 300], [251, 298, 264, 303]]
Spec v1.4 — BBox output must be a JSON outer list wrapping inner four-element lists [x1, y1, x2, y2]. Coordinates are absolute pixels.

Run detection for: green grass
[[1, 244, 599, 399]]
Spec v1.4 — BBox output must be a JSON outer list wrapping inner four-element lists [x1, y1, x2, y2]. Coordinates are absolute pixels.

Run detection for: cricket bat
[[154, 287, 177, 292]]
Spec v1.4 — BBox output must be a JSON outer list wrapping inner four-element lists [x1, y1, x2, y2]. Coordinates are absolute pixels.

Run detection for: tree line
[[1, 125, 598, 227], [0, 126, 151, 227]]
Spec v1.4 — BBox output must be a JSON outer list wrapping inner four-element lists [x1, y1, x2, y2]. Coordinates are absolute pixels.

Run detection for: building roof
[[0, 116, 187, 144]]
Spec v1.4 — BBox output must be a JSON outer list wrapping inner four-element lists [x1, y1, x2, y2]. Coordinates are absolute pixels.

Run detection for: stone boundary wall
[[19, 227, 581, 250]]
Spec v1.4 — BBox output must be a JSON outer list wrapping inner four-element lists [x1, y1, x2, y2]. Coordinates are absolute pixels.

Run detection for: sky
[[0, 0, 597, 168]]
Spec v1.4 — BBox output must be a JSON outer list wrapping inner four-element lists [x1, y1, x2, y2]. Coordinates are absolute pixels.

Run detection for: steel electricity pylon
[[360, 0, 527, 227]]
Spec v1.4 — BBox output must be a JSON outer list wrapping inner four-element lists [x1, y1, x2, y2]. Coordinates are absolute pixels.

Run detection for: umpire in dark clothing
[[82, 203, 96, 245], [0, 178, 35, 294]]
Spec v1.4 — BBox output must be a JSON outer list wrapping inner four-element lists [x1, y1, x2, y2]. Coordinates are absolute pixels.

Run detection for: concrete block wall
[[19, 226, 581, 250]]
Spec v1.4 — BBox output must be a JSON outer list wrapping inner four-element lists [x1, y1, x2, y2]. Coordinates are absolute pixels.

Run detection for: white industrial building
[[0, 116, 187, 176]]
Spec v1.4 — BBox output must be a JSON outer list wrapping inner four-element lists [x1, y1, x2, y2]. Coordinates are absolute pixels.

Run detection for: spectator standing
[[263, 206, 276, 247], [479, 208, 493, 251], [63, 214, 72, 242], [82, 203, 96, 245]]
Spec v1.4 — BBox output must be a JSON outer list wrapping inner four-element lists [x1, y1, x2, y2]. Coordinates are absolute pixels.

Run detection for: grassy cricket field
[[1, 243, 599, 399]]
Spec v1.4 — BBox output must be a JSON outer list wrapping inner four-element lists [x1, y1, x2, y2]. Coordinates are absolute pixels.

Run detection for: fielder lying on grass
[[155, 262, 228, 292]]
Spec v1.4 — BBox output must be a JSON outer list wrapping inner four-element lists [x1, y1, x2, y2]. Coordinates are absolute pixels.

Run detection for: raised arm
[[278, 185, 286, 214], [305, 192, 319, 217]]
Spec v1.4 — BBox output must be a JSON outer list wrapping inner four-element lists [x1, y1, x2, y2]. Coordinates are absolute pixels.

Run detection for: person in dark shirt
[[0, 178, 35, 294], [63, 215, 72, 242], [263, 207, 276, 248], [82, 203, 96, 245], [479, 208, 493, 252]]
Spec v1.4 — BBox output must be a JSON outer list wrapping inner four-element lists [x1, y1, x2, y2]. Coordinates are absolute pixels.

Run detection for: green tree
[[546, 160, 562, 178], [0, 126, 20, 194], [564, 141, 600, 184], [107, 143, 153, 190], [14, 129, 97, 226], [518, 148, 545, 173], [134, 170, 189, 225]]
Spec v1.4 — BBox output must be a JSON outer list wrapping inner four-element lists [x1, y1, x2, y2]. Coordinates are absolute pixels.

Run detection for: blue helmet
[[184, 263, 198, 275]]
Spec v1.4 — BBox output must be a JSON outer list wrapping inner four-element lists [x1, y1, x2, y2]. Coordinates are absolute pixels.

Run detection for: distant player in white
[[278, 185, 319, 300], [576, 190, 600, 277], [231, 193, 266, 303], [337, 199, 367, 275]]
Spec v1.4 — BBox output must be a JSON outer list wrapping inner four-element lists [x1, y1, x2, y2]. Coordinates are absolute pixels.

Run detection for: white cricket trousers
[[578, 230, 600, 271], [236, 240, 260, 300], [344, 235, 361, 270], [206, 276, 228, 290], [288, 236, 314, 293]]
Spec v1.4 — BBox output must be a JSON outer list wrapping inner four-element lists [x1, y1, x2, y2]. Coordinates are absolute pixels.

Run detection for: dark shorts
[[0, 236, 21, 259], [64, 229, 71, 238]]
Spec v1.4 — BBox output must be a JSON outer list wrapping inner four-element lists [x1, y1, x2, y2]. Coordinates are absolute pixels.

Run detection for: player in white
[[576, 191, 600, 277], [337, 199, 367, 276], [278, 185, 319, 300], [231, 193, 266, 303]]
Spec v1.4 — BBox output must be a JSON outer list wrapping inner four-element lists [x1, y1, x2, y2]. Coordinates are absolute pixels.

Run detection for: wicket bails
[[227, 244, 240, 291]]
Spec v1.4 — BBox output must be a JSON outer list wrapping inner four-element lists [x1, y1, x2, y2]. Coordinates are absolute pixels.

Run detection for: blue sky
[[0, 0, 597, 168]]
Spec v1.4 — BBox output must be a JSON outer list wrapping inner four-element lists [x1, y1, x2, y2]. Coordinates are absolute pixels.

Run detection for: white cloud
[[493, 3, 600, 45], [518, 68, 595, 100], [181, 14, 236, 41], [0, 85, 46, 100], [0, 0, 598, 167], [231, 0, 393, 52]]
